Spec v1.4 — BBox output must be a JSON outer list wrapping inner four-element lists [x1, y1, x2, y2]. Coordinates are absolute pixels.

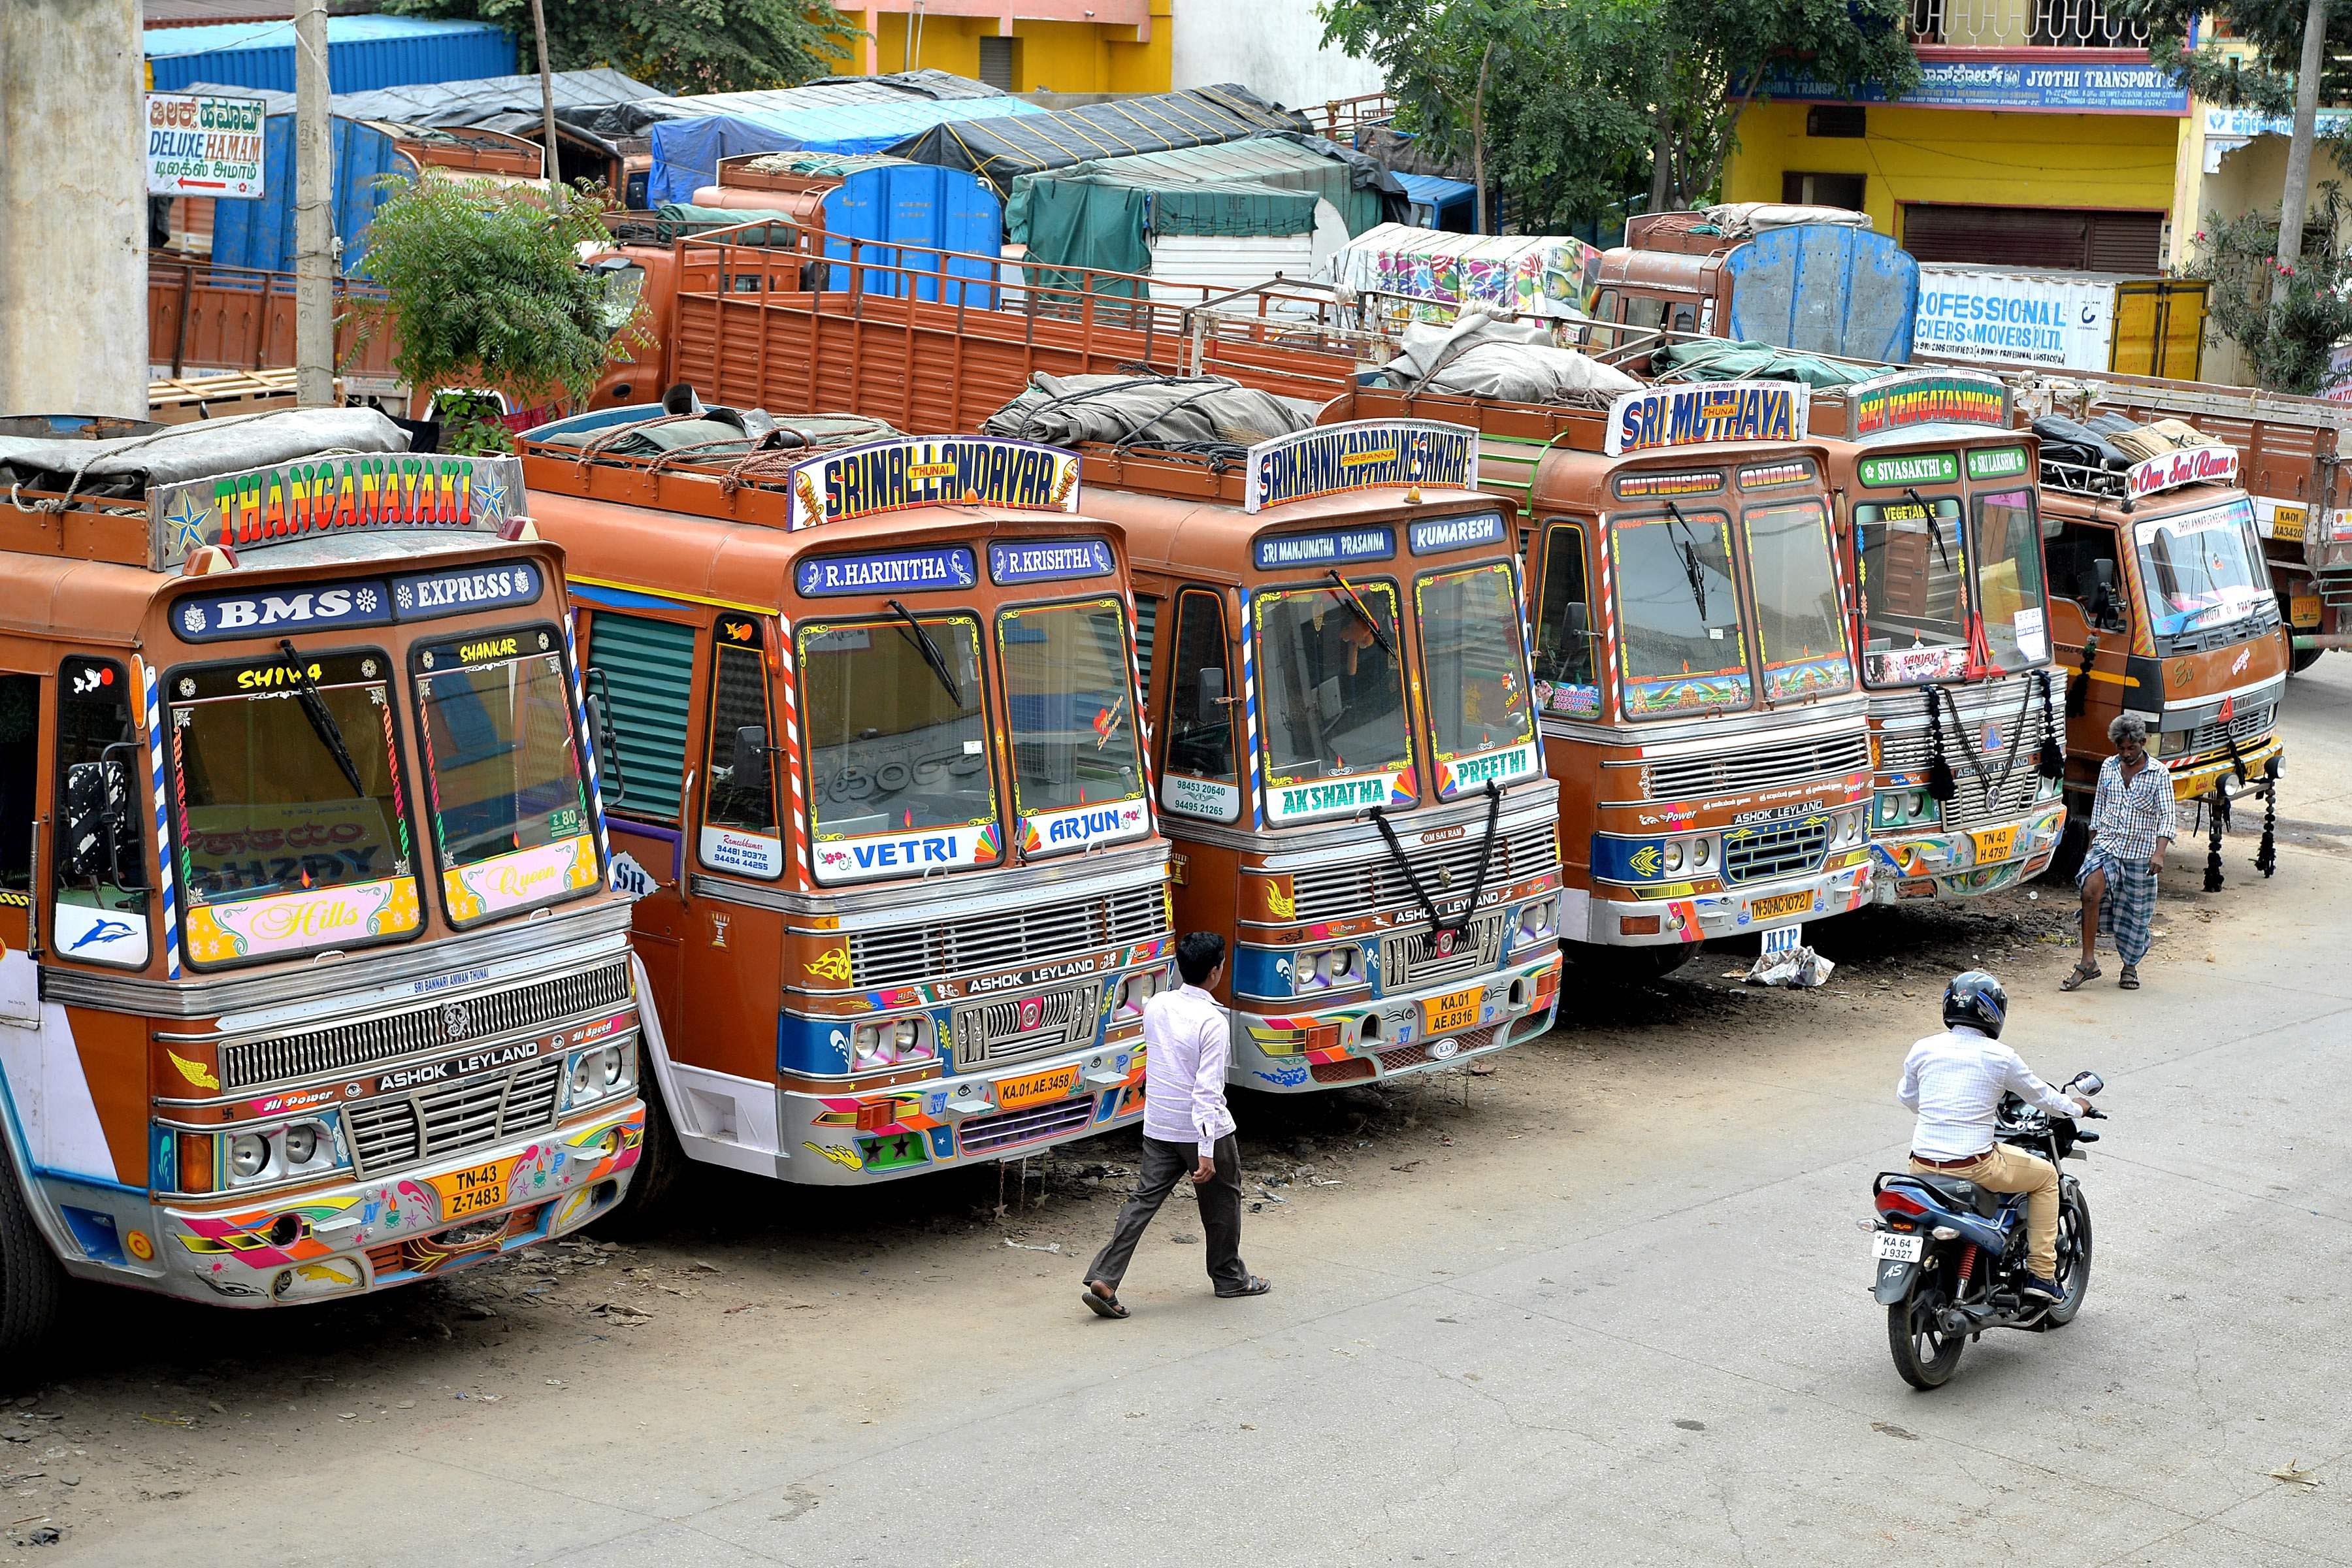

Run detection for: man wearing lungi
[[2063, 713, 2175, 992]]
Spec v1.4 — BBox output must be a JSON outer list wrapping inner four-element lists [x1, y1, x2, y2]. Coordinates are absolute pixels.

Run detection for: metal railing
[[145, 253, 398, 384], [1908, 0, 2148, 46]]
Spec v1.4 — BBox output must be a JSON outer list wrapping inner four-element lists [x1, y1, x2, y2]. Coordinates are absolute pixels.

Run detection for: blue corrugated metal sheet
[[821, 165, 1000, 307], [210, 115, 405, 276], [146, 17, 513, 93], [649, 95, 1045, 205], [1725, 225, 1918, 362]]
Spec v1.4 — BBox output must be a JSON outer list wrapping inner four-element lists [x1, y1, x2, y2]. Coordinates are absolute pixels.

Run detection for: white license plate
[[1761, 923, 1803, 956], [1872, 1232, 1924, 1262]]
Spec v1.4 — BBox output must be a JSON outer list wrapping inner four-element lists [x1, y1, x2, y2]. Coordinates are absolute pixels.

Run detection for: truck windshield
[[168, 649, 419, 966], [1855, 493, 1968, 685], [998, 596, 1147, 819], [1415, 560, 1536, 776], [1972, 489, 2051, 668], [1744, 500, 1852, 703], [1610, 511, 1754, 719], [412, 627, 599, 926], [1254, 580, 1413, 797], [799, 613, 1000, 845], [2134, 497, 2270, 639]]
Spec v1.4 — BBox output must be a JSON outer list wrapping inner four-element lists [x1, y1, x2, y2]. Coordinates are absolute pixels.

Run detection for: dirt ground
[[0, 841, 2272, 1560]]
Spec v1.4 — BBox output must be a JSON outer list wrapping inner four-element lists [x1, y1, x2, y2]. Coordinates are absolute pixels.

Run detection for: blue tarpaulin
[[819, 165, 1002, 306], [208, 114, 405, 277], [1395, 172, 1475, 229], [647, 94, 1045, 206], [144, 16, 514, 93]]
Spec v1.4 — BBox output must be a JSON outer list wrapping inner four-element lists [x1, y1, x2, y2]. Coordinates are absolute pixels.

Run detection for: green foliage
[[385, 0, 863, 95], [355, 178, 652, 453], [2184, 187, 2352, 393]]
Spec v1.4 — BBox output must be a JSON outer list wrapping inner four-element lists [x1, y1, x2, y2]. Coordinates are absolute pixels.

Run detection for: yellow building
[[826, 0, 1172, 95]]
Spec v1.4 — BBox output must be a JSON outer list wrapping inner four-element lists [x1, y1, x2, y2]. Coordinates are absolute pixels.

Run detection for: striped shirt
[[2089, 752, 2176, 864], [1141, 984, 1237, 1156], [1897, 1025, 2081, 1160]]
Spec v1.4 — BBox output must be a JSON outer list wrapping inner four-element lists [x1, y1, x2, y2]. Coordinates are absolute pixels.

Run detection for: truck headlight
[[1517, 898, 1556, 941], [282, 1124, 319, 1166], [1663, 840, 1686, 874], [1119, 970, 1160, 1017], [220, 1115, 348, 1189], [1296, 945, 1360, 991], [852, 1018, 933, 1070], [1691, 836, 1714, 870], [229, 1132, 271, 1182]]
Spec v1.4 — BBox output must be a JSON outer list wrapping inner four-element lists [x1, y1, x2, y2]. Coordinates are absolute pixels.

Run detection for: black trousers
[[1085, 1133, 1248, 1294]]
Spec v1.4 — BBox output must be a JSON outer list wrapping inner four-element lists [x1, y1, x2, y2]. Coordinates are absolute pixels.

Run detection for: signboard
[[1914, 267, 2115, 370], [987, 538, 1115, 585], [794, 546, 977, 597], [1967, 446, 2032, 482], [1844, 372, 2010, 439], [1265, 766, 1419, 825], [144, 92, 266, 198], [1243, 421, 1478, 514], [2125, 444, 2240, 500], [1616, 470, 1725, 499], [1605, 382, 1810, 457], [1407, 511, 1507, 555], [1762, 61, 2188, 115], [1857, 451, 1959, 488], [172, 562, 546, 642], [152, 452, 523, 570], [785, 438, 1080, 530], [809, 821, 1002, 886], [1251, 525, 1396, 572]]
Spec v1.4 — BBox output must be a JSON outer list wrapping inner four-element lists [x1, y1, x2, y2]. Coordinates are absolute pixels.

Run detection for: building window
[[1902, 203, 2162, 272], [1806, 106, 1867, 139], [1783, 172, 1866, 210], [978, 36, 1019, 91]]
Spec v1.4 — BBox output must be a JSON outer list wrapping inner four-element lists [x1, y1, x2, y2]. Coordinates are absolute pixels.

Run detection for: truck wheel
[[2289, 644, 2323, 674], [0, 1151, 64, 1379], [591, 1064, 687, 1239], [1607, 943, 1699, 983]]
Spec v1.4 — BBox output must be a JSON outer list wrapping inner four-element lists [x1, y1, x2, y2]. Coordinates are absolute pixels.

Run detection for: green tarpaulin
[[1651, 338, 1879, 391], [653, 204, 800, 244], [1006, 173, 1321, 301]]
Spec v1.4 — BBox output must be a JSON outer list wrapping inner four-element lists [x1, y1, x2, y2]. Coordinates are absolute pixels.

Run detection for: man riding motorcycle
[[1896, 972, 2091, 1303]]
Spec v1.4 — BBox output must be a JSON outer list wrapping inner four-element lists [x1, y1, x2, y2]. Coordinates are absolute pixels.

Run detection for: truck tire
[[2289, 644, 2323, 674], [591, 1064, 687, 1239], [0, 1149, 64, 1379]]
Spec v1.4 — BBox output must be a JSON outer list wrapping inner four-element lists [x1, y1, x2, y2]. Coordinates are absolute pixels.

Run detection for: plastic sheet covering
[[0, 409, 408, 501], [1035, 134, 1405, 236], [186, 69, 670, 142], [741, 150, 910, 178], [1375, 315, 1641, 403], [653, 204, 802, 244], [1650, 338, 1878, 391], [532, 408, 895, 459], [981, 372, 1316, 457], [1701, 203, 1872, 240], [647, 95, 1044, 204], [1326, 223, 1602, 323], [884, 86, 1309, 198]]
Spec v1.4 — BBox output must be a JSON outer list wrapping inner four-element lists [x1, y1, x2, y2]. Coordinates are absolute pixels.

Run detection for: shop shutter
[[1902, 204, 2161, 272], [978, 36, 1017, 91], [2085, 212, 2163, 272], [583, 612, 697, 822]]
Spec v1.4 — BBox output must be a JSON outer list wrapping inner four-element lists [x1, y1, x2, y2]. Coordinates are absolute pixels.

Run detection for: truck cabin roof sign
[[1843, 371, 2010, 441], [152, 452, 525, 570], [784, 437, 1082, 531], [1252, 525, 1397, 572], [1243, 421, 1479, 514], [2125, 444, 2241, 501], [1605, 382, 1812, 457]]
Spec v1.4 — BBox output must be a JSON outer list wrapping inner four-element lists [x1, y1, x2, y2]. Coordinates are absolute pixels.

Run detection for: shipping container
[[1913, 264, 2208, 378]]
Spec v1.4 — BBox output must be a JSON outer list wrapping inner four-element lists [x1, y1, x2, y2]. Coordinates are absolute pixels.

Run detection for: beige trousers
[[1910, 1144, 2060, 1279]]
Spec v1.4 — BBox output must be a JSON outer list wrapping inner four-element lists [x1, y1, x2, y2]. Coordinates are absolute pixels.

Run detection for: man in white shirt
[[1897, 970, 2089, 1302], [1083, 932, 1271, 1319]]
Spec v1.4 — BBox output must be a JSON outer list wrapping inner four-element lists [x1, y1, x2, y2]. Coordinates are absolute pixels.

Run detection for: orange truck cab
[[2034, 442, 2289, 886], [1804, 370, 2071, 900], [0, 412, 647, 1357], [1066, 421, 1564, 1091], [1323, 380, 1877, 973], [516, 408, 1173, 1191]]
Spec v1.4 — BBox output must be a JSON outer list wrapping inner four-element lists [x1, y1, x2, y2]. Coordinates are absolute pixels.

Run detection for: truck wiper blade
[[1662, 503, 1710, 622], [885, 598, 962, 706], [1906, 488, 1955, 571], [277, 638, 367, 798], [1324, 570, 1397, 659]]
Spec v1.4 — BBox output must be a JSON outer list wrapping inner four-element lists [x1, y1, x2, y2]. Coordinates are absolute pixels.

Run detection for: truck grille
[[955, 1096, 1098, 1157], [1876, 689, 2062, 834], [2184, 701, 2277, 758], [845, 885, 1167, 989], [950, 982, 1102, 1069], [1722, 816, 1831, 884], [1290, 823, 1558, 924], [1381, 911, 1507, 990], [1641, 733, 1871, 802], [344, 1058, 564, 1173], [219, 961, 632, 1090]]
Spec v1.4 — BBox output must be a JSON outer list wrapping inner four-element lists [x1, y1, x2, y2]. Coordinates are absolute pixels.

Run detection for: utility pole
[[2273, 0, 2330, 308], [293, 0, 336, 406], [529, 0, 560, 197]]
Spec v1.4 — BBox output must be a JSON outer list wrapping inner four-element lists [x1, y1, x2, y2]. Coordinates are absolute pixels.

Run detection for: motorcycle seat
[[1906, 1174, 2001, 1217]]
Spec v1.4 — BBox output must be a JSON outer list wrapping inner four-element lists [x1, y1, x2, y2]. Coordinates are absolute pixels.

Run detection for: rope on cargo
[[4, 408, 314, 515]]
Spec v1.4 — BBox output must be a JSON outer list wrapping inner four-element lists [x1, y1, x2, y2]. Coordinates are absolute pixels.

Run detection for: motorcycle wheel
[[1887, 1284, 1966, 1389], [2038, 1188, 2094, 1328]]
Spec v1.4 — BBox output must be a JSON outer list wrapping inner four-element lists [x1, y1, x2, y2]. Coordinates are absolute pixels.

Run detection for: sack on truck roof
[[0, 408, 408, 501], [1374, 313, 1641, 405], [981, 372, 1317, 457]]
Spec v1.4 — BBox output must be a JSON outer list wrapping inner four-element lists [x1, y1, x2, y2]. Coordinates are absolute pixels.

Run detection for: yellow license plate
[[2274, 504, 2308, 542], [996, 1064, 1080, 1111], [2292, 593, 2323, 627], [1421, 986, 1483, 1035], [1971, 825, 2021, 864], [436, 1158, 510, 1219], [1750, 890, 1812, 921]]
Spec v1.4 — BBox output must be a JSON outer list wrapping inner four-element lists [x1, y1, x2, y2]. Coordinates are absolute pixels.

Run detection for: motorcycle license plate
[[1872, 1232, 1924, 1262]]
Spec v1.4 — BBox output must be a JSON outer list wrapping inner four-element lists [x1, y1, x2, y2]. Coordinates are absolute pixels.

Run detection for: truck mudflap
[[1872, 1256, 1920, 1304]]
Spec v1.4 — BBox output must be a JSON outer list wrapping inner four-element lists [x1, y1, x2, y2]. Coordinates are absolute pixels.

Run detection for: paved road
[[37, 661, 2352, 1568]]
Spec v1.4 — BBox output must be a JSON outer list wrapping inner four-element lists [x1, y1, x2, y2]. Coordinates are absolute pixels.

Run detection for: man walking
[[2063, 713, 2175, 992], [1082, 932, 1271, 1318]]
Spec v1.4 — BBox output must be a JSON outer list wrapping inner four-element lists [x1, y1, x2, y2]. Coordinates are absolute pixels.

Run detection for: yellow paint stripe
[[570, 574, 777, 617], [2082, 668, 2139, 687]]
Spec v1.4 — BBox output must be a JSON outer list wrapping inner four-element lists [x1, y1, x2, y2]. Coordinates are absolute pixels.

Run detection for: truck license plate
[[1421, 987, 1482, 1035], [1970, 824, 2021, 864], [437, 1158, 510, 1220], [1872, 1232, 1924, 1262], [995, 1064, 1080, 1110], [2273, 503, 2308, 542], [1751, 890, 1812, 922]]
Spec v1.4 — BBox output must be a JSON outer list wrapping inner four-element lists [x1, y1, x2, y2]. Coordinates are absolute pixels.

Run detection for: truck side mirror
[[730, 726, 772, 796], [1196, 666, 1226, 724], [62, 759, 142, 888], [583, 666, 629, 802], [2091, 559, 2120, 628]]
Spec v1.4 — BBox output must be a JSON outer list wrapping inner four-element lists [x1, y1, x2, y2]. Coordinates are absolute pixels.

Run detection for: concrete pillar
[[0, 0, 147, 418]]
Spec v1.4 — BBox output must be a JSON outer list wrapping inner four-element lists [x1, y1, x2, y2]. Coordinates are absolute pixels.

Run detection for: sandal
[[2060, 961, 2102, 992], [2119, 964, 2140, 990], [1215, 1274, 1273, 1299], [1081, 1284, 1130, 1320]]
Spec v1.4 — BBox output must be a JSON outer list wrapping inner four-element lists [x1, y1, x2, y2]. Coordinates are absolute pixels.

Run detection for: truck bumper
[[1869, 801, 2068, 902], [1233, 949, 1563, 1092], [1580, 853, 1873, 946]]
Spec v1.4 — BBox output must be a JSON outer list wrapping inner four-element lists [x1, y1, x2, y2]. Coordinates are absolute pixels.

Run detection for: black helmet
[[1943, 970, 2008, 1038]]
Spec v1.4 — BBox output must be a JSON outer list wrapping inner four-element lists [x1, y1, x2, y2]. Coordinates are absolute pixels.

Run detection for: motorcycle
[[1868, 1071, 2106, 1388]]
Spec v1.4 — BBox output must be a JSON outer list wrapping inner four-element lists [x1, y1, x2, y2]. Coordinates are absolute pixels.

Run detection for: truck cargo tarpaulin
[[885, 85, 1307, 198], [146, 91, 266, 197], [1914, 266, 2114, 370]]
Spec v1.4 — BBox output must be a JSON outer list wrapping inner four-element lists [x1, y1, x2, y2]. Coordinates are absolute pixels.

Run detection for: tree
[[1320, 0, 1537, 234], [2183, 188, 2352, 393], [355, 179, 653, 453], [386, 0, 864, 95]]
